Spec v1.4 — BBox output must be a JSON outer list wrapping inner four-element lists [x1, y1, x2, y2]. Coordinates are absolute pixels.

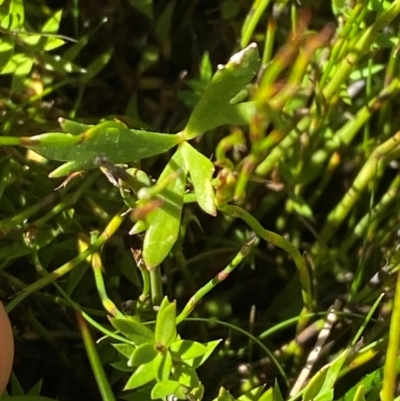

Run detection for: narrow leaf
[[186, 339, 222, 368], [153, 351, 173, 382], [273, 380, 284, 401], [129, 342, 157, 367], [110, 317, 154, 345], [181, 141, 216, 216], [237, 386, 265, 401], [258, 387, 273, 401], [0, 37, 14, 71], [58, 118, 93, 135], [351, 385, 365, 401], [151, 380, 187, 400], [42, 53, 86, 74], [213, 387, 236, 401], [112, 343, 135, 359], [127, 0, 153, 18], [173, 362, 200, 387], [170, 340, 208, 360], [124, 360, 156, 390], [155, 299, 177, 347], [0, 120, 180, 176], [81, 48, 114, 84], [10, 53, 34, 92], [142, 147, 186, 268]]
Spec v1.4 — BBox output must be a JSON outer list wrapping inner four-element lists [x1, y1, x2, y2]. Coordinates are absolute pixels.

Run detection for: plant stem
[[6, 209, 126, 312], [176, 238, 256, 324], [381, 265, 400, 401]]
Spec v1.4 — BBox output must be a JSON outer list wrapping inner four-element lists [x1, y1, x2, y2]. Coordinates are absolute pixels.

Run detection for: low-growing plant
[[1, 0, 400, 401]]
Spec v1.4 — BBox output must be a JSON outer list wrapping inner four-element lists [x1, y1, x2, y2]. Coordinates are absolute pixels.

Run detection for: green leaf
[[120, 388, 152, 401], [186, 339, 221, 368], [41, 10, 64, 51], [258, 387, 273, 401], [0, 119, 180, 177], [185, 100, 256, 135], [183, 43, 260, 139], [110, 317, 154, 345], [127, 0, 153, 18], [337, 362, 389, 401], [155, 298, 177, 347], [129, 342, 157, 366], [151, 380, 187, 400], [173, 362, 200, 387], [213, 387, 236, 401], [0, 37, 14, 71], [314, 349, 349, 401], [303, 367, 329, 401], [1, 0, 24, 30], [81, 48, 114, 84], [237, 386, 265, 401], [124, 360, 156, 390], [110, 360, 135, 372], [189, 385, 205, 401], [181, 141, 216, 216], [273, 380, 284, 401], [170, 340, 208, 360], [58, 118, 93, 135], [142, 147, 187, 268], [43, 37, 65, 51], [351, 385, 365, 401], [42, 9, 63, 33], [27, 380, 43, 396], [49, 160, 88, 178], [41, 53, 86, 74], [10, 53, 34, 92], [153, 350, 173, 382], [112, 343, 135, 358]]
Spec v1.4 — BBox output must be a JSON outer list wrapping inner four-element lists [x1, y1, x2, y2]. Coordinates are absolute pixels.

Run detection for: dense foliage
[[1, 1, 400, 401]]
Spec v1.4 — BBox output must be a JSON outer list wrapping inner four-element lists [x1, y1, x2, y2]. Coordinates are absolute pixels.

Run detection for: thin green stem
[[381, 266, 400, 401], [182, 316, 288, 386], [176, 238, 256, 324], [6, 209, 126, 312], [76, 312, 117, 401], [150, 266, 163, 307], [320, 132, 400, 244], [220, 204, 313, 328]]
